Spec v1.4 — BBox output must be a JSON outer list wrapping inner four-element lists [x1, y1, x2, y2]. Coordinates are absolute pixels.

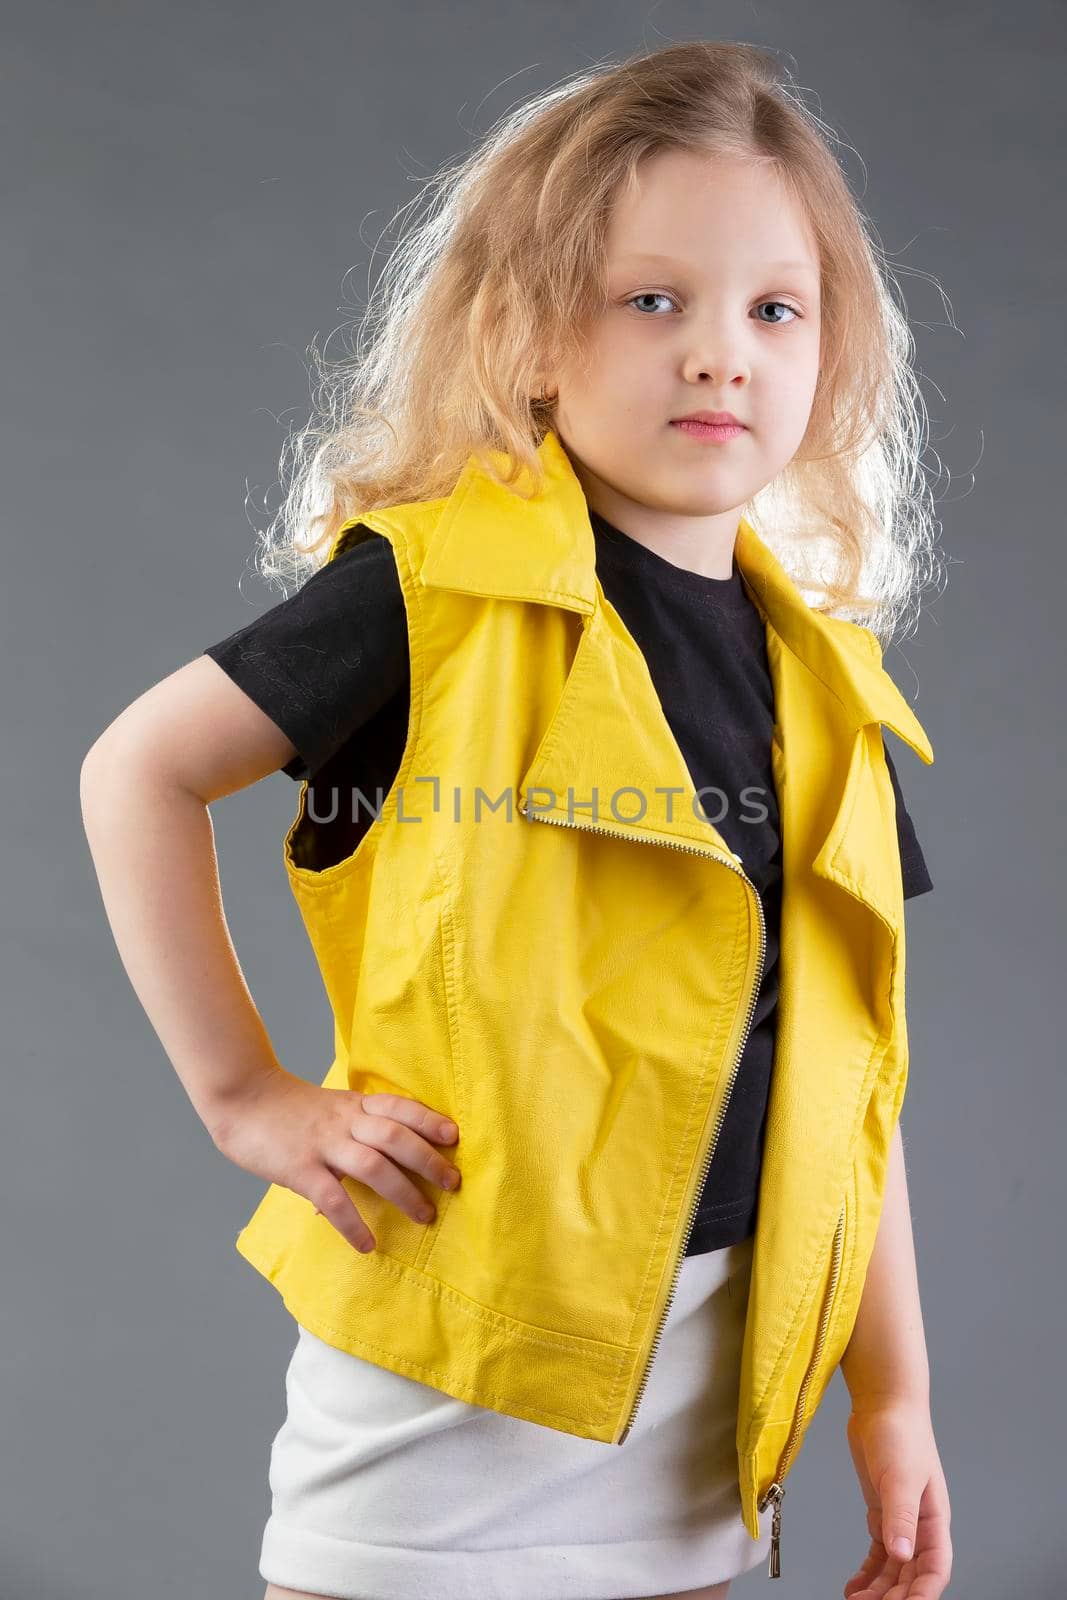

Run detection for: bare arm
[[79, 655, 461, 1250], [840, 1119, 931, 1406], [79, 655, 302, 1143], [837, 1124, 953, 1592]]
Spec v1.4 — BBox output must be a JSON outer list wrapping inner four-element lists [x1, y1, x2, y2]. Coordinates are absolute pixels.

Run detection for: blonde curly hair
[[252, 38, 951, 643]]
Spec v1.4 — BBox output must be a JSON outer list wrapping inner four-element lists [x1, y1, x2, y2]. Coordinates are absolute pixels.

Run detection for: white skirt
[[259, 1233, 775, 1599]]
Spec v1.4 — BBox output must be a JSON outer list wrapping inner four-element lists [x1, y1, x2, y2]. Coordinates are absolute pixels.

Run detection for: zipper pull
[[757, 1481, 785, 1579], [769, 1494, 782, 1578]]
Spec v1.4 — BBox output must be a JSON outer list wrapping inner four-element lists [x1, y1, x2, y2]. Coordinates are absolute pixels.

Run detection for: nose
[[680, 320, 751, 388]]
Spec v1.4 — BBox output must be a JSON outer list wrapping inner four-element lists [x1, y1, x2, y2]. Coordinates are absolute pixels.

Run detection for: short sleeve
[[202, 526, 409, 780], [882, 739, 934, 899]]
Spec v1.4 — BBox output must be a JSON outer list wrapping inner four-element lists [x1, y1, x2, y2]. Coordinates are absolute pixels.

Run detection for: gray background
[[4, 1, 1063, 1596]]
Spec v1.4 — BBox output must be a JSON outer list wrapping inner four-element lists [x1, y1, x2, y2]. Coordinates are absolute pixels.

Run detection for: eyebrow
[[613, 252, 819, 278]]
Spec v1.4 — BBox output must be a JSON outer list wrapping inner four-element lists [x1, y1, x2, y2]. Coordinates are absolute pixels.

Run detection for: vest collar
[[419, 428, 933, 765]]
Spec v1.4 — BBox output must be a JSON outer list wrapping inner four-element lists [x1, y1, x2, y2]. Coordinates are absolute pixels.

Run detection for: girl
[[80, 39, 954, 1600]]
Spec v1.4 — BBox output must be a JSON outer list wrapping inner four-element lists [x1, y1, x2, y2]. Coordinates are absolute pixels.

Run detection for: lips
[[670, 417, 747, 442], [671, 411, 745, 426]]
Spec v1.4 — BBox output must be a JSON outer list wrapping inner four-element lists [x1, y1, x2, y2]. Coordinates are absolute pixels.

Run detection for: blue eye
[[625, 292, 802, 323], [626, 291, 677, 315], [754, 301, 801, 324]]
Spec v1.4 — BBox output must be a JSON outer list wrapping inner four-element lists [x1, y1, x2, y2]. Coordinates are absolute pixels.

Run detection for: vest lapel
[[417, 429, 936, 911]]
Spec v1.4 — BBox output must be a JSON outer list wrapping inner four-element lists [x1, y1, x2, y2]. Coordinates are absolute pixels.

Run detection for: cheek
[[767, 355, 820, 423], [565, 339, 656, 410], [591, 330, 646, 385], [751, 387, 817, 466], [791, 332, 822, 404]]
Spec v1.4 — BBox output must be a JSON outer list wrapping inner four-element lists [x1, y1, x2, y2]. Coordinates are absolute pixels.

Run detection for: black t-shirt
[[204, 514, 933, 1256]]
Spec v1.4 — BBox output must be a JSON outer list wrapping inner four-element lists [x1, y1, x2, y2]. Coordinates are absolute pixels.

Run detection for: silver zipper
[[756, 1198, 847, 1577], [520, 800, 767, 1446]]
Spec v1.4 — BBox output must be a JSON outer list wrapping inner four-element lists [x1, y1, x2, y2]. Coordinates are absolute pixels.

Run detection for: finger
[[842, 1543, 883, 1597], [899, 1509, 953, 1597], [357, 1091, 458, 1146], [882, 1486, 920, 1565], [349, 1106, 462, 1198], [333, 1136, 443, 1227], [844, 1548, 907, 1600], [307, 1170, 377, 1254]]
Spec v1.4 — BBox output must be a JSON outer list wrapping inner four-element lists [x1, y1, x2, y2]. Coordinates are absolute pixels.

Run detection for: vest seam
[[742, 1206, 840, 1455], [306, 1240, 631, 1370], [618, 853, 752, 1349], [283, 1302, 625, 1431], [693, 1196, 756, 1218], [415, 880, 464, 1278], [375, 513, 464, 1278], [742, 1022, 890, 1457], [832, 1159, 861, 1362]]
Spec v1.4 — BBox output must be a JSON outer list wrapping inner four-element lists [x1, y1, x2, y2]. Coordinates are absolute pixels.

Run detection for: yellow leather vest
[[234, 428, 934, 1564]]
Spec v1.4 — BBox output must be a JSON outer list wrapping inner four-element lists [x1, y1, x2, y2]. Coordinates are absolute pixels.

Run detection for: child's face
[[550, 148, 822, 542]]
